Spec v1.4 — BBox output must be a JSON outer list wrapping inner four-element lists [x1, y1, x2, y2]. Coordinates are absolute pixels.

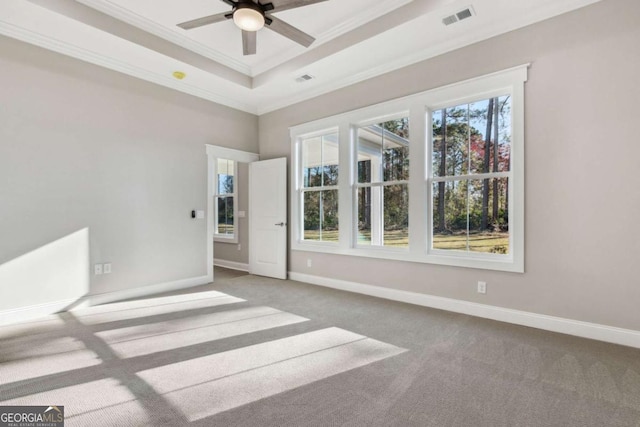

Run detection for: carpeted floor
[[1, 267, 639, 426]]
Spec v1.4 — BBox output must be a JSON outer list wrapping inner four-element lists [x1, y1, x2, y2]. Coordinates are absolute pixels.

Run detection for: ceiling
[[1, 0, 600, 115]]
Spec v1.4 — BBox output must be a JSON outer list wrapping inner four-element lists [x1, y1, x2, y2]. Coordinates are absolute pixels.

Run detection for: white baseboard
[[289, 272, 640, 349], [0, 275, 212, 326], [0, 299, 78, 326], [214, 259, 249, 272], [87, 275, 211, 307]]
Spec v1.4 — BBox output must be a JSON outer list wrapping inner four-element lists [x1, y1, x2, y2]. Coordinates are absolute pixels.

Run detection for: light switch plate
[[196, 210, 205, 219]]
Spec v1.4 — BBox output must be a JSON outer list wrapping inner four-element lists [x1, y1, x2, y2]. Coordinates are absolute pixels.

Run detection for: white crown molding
[[314, 0, 413, 44], [0, 20, 258, 114], [251, 0, 412, 76], [289, 272, 640, 349], [4, 0, 602, 116], [255, 0, 601, 114], [77, 0, 252, 75], [80, 0, 412, 78]]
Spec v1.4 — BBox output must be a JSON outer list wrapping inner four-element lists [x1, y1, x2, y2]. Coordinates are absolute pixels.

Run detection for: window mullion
[[408, 101, 426, 254], [338, 121, 352, 249]]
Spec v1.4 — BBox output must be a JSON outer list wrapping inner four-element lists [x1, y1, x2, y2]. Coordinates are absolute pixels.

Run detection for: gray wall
[[258, 0, 640, 331], [0, 36, 258, 311], [214, 161, 250, 266]]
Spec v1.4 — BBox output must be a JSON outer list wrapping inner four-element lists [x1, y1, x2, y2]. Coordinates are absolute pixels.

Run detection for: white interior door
[[249, 158, 287, 279]]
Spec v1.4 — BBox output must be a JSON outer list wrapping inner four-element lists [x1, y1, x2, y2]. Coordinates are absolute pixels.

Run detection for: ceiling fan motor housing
[[234, 1, 275, 15], [234, 1, 265, 16]]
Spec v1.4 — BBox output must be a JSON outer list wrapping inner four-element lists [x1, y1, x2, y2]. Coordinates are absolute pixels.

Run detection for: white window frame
[[354, 112, 411, 251], [213, 158, 238, 243], [206, 145, 259, 246], [297, 128, 340, 245], [290, 65, 527, 272]]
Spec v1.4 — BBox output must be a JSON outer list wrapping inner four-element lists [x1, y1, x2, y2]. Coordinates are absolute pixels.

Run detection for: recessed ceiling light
[[172, 71, 186, 80]]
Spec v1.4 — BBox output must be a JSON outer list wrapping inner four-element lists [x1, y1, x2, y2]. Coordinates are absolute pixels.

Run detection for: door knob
[[275, 222, 286, 227]]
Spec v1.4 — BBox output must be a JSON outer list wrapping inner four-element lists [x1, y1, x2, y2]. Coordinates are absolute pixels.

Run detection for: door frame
[[206, 144, 260, 282]]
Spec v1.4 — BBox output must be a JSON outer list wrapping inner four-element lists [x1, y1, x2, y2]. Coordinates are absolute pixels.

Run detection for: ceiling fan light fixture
[[233, 3, 265, 32]]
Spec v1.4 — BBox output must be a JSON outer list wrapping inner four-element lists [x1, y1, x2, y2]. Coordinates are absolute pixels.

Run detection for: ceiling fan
[[177, 0, 329, 56]]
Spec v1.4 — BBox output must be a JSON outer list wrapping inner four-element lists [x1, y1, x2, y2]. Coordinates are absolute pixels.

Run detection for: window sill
[[292, 243, 523, 273]]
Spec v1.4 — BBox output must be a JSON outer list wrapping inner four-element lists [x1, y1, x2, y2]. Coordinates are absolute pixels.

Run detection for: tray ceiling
[[0, 0, 600, 114]]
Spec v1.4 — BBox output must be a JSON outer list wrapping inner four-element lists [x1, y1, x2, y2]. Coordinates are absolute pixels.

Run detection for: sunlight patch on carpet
[[138, 327, 407, 421]]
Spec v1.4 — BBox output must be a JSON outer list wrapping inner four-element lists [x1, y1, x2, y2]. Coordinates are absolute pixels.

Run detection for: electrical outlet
[[307, 258, 312, 268], [94, 264, 103, 275], [103, 263, 112, 274], [477, 281, 487, 294], [237, 244, 241, 251]]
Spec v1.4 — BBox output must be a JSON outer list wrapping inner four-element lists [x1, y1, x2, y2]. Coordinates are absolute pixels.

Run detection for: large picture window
[[290, 66, 526, 272]]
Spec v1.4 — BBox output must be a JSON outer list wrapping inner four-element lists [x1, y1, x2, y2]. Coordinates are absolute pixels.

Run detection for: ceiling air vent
[[442, 6, 475, 26], [442, 15, 458, 26], [295, 74, 315, 83]]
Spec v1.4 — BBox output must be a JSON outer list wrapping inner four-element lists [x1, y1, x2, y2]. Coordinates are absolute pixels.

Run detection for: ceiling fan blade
[[177, 12, 231, 30], [269, 0, 329, 13], [220, 0, 236, 6], [242, 30, 257, 55], [266, 15, 315, 47]]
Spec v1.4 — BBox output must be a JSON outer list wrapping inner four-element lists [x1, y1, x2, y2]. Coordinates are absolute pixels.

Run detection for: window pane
[[217, 159, 235, 195], [432, 97, 511, 177], [302, 133, 338, 188], [468, 99, 490, 175], [322, 190, 339, 241], [357, 185, 408, 247], [357, 159, 372, 185], [384, 184, 409, 247], [358, 117, 409, 183], [302, 137, 322, 188], [470, 178, 509, 254], [381, 118, 410, 181], [432, 179, 509, 254], [432, 104, 469, 177], [357, 186, 378, 245], [432, 181, 469, 251], [322, 134, 339, 186], [497, 96, 512, 172], [303, 191, 320, 239], [303, 190, 338, 242], [216, 196, 234, 236]]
